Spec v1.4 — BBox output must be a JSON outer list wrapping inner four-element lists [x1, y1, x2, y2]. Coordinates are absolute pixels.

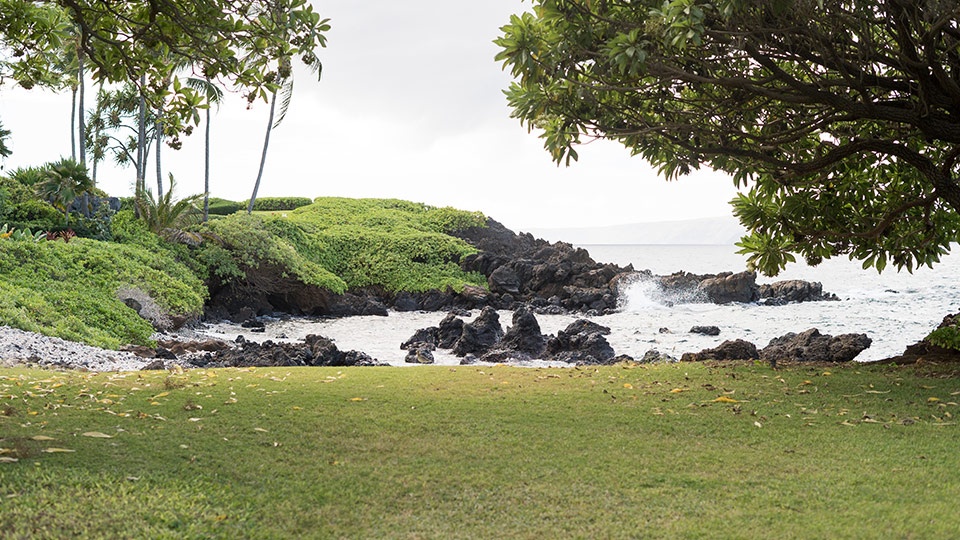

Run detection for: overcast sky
[[0, 1, 740, 231]]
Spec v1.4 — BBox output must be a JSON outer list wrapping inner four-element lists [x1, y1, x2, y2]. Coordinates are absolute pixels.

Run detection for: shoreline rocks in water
[[681, 328, 872, 364], [401, 306, 620, 365], [200, 217, 838, 326]]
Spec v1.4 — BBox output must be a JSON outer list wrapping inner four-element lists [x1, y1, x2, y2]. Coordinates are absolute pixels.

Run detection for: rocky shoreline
[[2, 217, 956, 371]]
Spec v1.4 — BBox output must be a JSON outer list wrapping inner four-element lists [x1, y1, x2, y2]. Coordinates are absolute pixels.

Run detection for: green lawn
[[2, 361, 959, 539]]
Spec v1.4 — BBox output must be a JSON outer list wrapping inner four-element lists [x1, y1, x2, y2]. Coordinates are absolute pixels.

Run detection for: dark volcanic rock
[[681, 339, 760, 362], [498, 307, 547, 356], [451, 307, 504, 357], [759, 280, 839, 304], [404, 343, 436, 364], [640, 349, 678, 363], [546, 319, 616, 365], [401, 327, 439, 350], [196, 334, 381, 368], [760, 328, 871, 363], [690, 326, 721, 336], [437, 313, 465, 349], [697, 272, 759, 304]]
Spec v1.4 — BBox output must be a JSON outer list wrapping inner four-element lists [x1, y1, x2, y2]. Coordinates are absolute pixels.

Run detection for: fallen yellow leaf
[[928, 397, 941, 403], [712, 396, 739, 403], [0, 456, 18, 463], [253, 427, 268, 433], [349, 397, 366, 402], [151, 392, 170, 399], [81, 432, 113, 439], [623, 383, 634, 389], [670, 388, 686, 394], [42, 448, 75, 453]]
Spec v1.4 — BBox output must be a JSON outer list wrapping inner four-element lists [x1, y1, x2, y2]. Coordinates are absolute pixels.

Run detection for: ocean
[[199, 245, 960, 365]]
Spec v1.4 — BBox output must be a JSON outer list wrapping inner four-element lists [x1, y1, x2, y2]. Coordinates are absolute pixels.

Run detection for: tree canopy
[[496, 0, 960, 275], [0, 0, 329, 140]]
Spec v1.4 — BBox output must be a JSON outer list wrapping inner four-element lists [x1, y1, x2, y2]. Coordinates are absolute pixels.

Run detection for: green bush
[[206, 198, 244, 216], [0, 176, 62, 231], [198, 198, 487, 294], [927, 320, 960, 351], [252, 197, 313, 212], [0, 238, 206, 348]]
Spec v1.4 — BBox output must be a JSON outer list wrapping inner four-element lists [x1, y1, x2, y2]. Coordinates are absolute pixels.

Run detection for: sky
[[0, 1, 740, 232]]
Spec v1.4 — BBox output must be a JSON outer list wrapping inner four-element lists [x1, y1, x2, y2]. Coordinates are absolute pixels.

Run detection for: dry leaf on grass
[[42, 448, 75, 453], [81, 432, 113, 438]]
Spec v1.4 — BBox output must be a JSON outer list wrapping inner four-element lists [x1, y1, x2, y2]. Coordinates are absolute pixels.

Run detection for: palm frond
[[273, 77, 294, 128]]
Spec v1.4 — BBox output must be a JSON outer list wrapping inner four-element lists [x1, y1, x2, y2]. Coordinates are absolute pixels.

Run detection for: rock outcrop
[[761, 328, 871, 363], [185, 334, 382, 368], [401, 309, 620, 365], [681, 339, 760, 362]]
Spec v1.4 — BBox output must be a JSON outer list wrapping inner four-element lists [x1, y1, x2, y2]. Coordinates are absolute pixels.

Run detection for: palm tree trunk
[[78, 50, 86, 168], [70, 87, 77, 161], [155, 116, 163, 199], [248, 89, 277, 214], [203, 77, 212, 223], [136, 73, 147, 195]]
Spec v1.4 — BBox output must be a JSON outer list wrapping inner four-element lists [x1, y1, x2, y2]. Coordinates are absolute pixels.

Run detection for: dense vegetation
[[0, 176, 487, 348], [497, 0, 960, 277], [2, 362, 960, 537]]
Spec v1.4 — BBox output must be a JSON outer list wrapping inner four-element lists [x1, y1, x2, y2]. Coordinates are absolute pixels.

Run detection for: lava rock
[[681, 339, 760, 362], [697, 272, 759, 304], [451, 307, 504, 356], [690, 326, 721, 336], [760, 328, 871, 363]]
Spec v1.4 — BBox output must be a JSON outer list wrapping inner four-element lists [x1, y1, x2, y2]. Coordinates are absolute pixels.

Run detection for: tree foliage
[[0, 0, 330, 140], [496, 0, 960, 275]]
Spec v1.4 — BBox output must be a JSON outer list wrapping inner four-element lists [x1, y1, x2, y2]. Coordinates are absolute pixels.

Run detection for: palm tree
[[134, 174, 203, 244], [36, 158, 92, 226], [187, 76, 225, 223], [247, 54, 322, 214]]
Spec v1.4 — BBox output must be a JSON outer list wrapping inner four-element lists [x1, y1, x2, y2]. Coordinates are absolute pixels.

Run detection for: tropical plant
[[247, 0, 328, 214], [0, 121, 11, 159], [35, 158, 92, 226], [134, 174, 203, 244], [495, 0, 960, 276]]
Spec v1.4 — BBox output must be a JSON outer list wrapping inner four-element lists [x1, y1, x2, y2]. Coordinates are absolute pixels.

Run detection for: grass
[[2, 360, 960, 538]]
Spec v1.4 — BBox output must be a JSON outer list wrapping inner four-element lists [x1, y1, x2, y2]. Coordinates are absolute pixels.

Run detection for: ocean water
[[198, 245, 960, 364]]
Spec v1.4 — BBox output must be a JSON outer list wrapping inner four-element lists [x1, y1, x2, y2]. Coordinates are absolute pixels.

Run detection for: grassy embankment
[[2, 360, 960, 538], [0, 197, 487, 349]]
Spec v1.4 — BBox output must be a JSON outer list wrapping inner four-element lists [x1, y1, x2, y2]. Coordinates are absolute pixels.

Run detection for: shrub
[[927, 317, 960, 351], [251, 197, 313, 212], [206, 198, 244, 216], [0, 239, 206, 348]]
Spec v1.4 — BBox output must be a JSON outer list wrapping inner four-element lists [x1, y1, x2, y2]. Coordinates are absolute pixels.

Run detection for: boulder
[[640, 349, 678, 363], [437, 313, 465, 349], [488, 265, 521, 295], [690, 326, 721, 336], [401, 327, 439, 350], [758, 280, 839, 304], [697, 272, 759, 304], [681, 339, 760, 362], [546, 319, 616, 365], [499, 307, 547, 356], [451, 307, 504, 356], [404, 343, 436, 364], [760, 328, 871, 363]]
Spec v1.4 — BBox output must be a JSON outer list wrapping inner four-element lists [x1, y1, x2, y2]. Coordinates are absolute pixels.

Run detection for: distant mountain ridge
[[524, 216, 746, 245]]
